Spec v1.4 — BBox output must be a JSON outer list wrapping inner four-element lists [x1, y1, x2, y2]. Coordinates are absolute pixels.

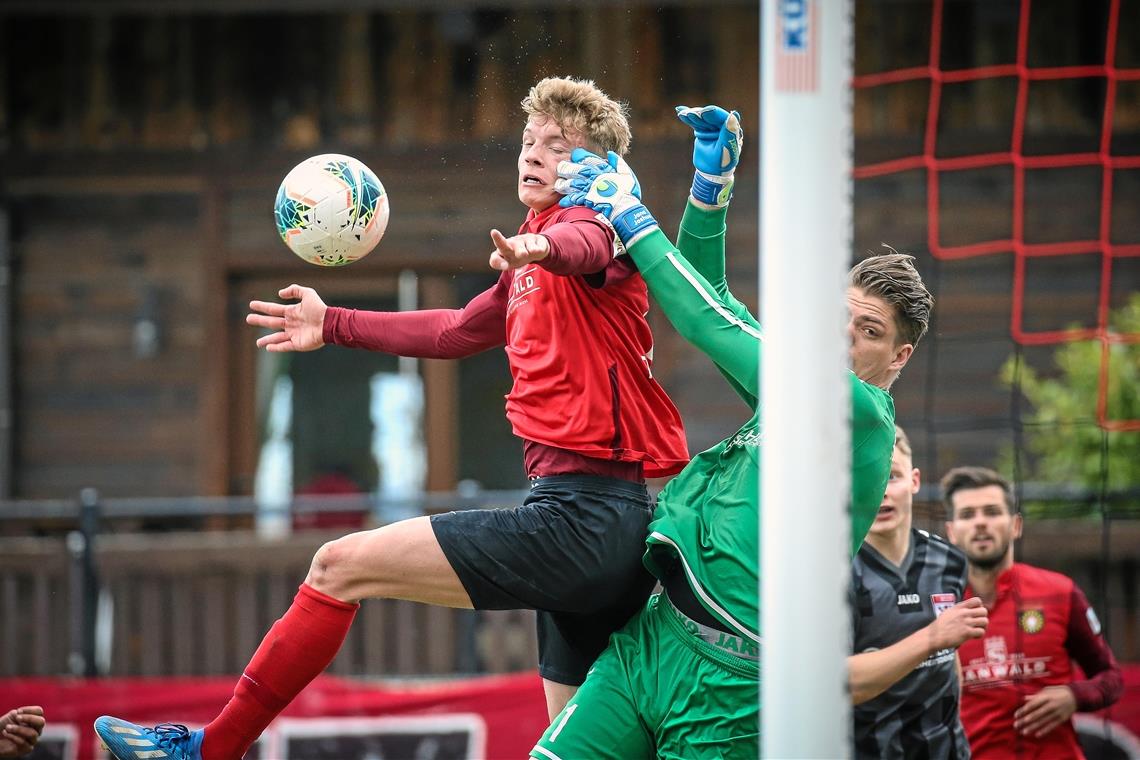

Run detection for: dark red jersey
[[959, 562, 1123, 760], [322, 204, 689, 478]]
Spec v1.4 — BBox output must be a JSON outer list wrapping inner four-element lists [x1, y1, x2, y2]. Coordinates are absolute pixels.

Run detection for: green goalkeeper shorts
[[530, 592, 759, 760]]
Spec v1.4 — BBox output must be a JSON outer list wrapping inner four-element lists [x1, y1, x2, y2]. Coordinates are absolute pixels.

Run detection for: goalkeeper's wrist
[[611, 204, 659, 249], [690, 170, 735, 208]]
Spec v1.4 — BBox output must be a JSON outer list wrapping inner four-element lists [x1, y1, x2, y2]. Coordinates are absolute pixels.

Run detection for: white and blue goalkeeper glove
[[556, 148, 659, 249], [676, 105, 743, 208]]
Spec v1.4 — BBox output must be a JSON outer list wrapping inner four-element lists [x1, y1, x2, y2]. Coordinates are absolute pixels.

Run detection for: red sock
[[201, 583, 358, 760]]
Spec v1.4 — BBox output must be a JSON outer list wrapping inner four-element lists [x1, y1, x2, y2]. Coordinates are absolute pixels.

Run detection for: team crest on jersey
[[1019, 609, 1045, 634], [931, 593, 956, 617]]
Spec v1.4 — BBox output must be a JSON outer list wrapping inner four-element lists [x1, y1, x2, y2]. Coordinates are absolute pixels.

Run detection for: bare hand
[[488, 229, 550, 271], [246, 284, 328, 352], [0, 706, 45, 758], [929, 597, 988, 651], [1014, 686, 1077, 738]]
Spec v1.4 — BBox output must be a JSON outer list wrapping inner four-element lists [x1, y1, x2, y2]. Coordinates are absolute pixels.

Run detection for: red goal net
[[854, 0, 1140, 432], [851, 2, 1140, 746]]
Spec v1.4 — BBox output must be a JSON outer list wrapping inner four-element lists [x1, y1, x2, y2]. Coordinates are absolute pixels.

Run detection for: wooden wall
[[0, 5, 760, 500], [1, 519, 1134, 677], [0, 529, 537, 677], [1, 3, 1138, 502]]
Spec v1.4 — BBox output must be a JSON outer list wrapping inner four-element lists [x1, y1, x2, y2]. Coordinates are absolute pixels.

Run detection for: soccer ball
[[274, 153, 389, 266]]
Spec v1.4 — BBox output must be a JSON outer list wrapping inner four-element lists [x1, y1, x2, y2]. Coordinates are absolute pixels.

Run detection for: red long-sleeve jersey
[[322, 204, 689, 479], [959, 562, 1123, 759]]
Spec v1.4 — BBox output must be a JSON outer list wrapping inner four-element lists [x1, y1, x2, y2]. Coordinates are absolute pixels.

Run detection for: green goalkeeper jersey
[[630, 202, 896, 642]]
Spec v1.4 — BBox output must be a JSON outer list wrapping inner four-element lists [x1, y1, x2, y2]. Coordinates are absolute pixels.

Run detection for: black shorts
[[430, 474, 657, 686]]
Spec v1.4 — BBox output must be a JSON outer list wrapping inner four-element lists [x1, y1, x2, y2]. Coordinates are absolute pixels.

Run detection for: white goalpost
[[760, 1, 854, 757]]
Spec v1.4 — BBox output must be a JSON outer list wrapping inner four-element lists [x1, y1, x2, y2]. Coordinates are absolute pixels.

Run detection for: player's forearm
[[848, 627, 938, 705], [323, 302, 503, 359], [1068, 660, 1124, 711], [537, 218, 613, 275], [628, 229, 760, 400], [1067, 587, 1125, 710], [677, 200, 728, 294]]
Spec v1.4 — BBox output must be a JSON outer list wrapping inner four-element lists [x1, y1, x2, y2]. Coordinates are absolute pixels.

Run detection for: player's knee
[[307, 536, 362, 599]]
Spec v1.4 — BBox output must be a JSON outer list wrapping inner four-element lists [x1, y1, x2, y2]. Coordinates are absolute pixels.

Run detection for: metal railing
[[0, 488, 535, 678], [1, 485, 1136, 676]]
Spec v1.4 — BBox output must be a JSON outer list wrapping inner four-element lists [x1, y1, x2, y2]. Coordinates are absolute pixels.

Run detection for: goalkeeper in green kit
[[528, 106, 934, 759]]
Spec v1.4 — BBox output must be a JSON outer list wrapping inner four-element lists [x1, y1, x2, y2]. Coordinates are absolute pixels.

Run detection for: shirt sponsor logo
[[1019, 609, 1045, 634], [507, 267, 541, 316], [965, 635, 1054, 686], [964, 656, 1052, 685], [917, 648, 957, 669], [985, 636, 1007, 664]]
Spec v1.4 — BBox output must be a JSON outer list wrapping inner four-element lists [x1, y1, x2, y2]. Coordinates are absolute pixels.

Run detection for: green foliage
[[999, 295, 1140, 515]]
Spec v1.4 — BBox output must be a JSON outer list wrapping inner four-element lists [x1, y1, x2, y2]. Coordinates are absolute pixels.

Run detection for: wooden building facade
[[0, 0, 1138, 679], [1, 4, 763, 501], [0, 0, 1136, 503]]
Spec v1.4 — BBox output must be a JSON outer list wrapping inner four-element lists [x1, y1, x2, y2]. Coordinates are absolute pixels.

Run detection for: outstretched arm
[[677, 201, 729, 298], [669, 105, 757, 404], [626, 229, 760, 408], [488, 211, 618, 277], [247, 281, 507, 359], [674, 104, 742, 294]]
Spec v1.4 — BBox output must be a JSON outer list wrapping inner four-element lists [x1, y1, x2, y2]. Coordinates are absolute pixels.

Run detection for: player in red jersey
[[94, 77, 689, 760], [943, 466, 1123, 760]]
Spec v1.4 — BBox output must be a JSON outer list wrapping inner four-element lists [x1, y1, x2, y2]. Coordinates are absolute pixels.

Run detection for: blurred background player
[[528, 104, 933, 759], [943, 466, 1123, 760], [94, 76, 689, 760], [0, 707, 44, 759], [848, 425, 984, 759]]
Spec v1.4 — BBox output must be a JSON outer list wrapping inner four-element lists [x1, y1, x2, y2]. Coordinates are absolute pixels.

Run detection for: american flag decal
[[775, 0, 818, 92]]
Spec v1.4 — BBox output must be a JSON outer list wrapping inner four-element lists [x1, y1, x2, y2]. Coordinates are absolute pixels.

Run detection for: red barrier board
[[4, 666, 1139, 759], [2, 671, 549, 760]]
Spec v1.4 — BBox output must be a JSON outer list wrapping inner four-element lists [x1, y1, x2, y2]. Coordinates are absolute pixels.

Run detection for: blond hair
[[521, 77, 632, 156], [894, 425, 912, 458]]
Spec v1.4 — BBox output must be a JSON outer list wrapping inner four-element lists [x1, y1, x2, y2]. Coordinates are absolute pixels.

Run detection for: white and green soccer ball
[[274, 153, 389, 266]]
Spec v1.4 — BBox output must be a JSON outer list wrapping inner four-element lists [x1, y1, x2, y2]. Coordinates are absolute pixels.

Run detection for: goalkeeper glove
[[556, 148, 659, 249], [675, 104, 743, 208]]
